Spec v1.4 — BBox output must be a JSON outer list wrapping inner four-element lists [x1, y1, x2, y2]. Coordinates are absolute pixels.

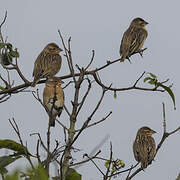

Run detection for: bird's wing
[[32, 52, 45, 78], [133, 139, 141, 162], [147, 137, 156, 162], [120, 27, 133, 57], [129, 28, 148, 54]]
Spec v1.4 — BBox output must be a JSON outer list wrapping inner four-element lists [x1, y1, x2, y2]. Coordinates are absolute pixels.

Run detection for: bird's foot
[[138, 48, 147, 58], [127, 58, 132, 64]]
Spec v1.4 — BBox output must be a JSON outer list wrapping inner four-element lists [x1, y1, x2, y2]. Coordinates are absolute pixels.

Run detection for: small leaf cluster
[[104, 158, 125, 178], [0, 42, 19, 66], [144, 73, 176, 110]]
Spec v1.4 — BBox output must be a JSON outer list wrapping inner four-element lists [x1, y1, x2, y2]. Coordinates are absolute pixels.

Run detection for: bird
[[133, 126, 156, 169], [43, 77, 64, 127], [32, 43, 63, 87], [119, 17, 148, 63]]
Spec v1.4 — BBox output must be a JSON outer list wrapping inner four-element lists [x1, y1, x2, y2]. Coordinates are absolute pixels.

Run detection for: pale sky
[[0, 0, 180, 180]]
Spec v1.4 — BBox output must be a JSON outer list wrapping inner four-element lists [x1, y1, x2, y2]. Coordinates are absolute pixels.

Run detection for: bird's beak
[[144, 21, 149, 25], [60, 80, 64, 84], [151, 130, 157, 134], [59, 48, 63, 52]]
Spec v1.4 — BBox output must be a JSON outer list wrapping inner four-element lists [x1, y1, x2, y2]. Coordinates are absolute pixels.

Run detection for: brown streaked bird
[[120, 17, 148, 63], [133, 126, 156, 169], [43, 77, 64, 127], [32, 43, 63, 87]]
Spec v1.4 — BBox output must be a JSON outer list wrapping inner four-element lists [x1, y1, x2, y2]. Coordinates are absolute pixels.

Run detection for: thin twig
[[75, 111, 112, 132], [62, 80, 74, 89], [76, 78, 91, 115], [9, 118, 35, 170], [56, 119, 69, 131], [92, 71, 164, 92], [70, 150, 101, 167], [70, 88, 106, 147], [85, 50, 95, 70], [63, 104, 71, 117], [0, 11, 7, 42], [84, 154, 105, 176], [104, 142, 113, 180], [133, 71, 146, 86]]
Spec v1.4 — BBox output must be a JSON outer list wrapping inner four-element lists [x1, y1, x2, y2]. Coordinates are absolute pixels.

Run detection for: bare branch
[[104, 142, 113, 180], [76, 78, 91, 116], [0, 11, 7, 42], [70, 150, 101, 167], [14, 56, 30, 84], [63, 104, 71, 117], [56, 119, 69, 131], [62, 80, 74, 89], [92, 71, 164, 92], [9, 118, 35, 170], [133, 71, 146, 86], [84, 153, 105, 176], [70, 88, 106, 147], [30, 133, 48, 153], [75, 111, 112, 132], [0, 94, 11, 103], [58, 30, 76, 83], [85, 50, 95, 70]]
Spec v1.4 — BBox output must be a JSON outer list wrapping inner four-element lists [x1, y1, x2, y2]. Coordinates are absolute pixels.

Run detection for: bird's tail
[[141, 159, 148, 169], [120, 56, 126, 62], [120, 56, 132, 63], [49, 116, 56, 127]]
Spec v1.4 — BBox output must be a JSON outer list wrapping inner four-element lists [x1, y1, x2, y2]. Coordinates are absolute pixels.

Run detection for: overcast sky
[[0, 0, 180, 179]]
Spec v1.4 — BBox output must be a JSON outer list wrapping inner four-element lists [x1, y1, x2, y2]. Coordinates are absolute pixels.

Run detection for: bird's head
[[45, 77, 64, 87], [44, 43, 63, 54], [130, 17, 148, 28], [138, 126, 156, 137]]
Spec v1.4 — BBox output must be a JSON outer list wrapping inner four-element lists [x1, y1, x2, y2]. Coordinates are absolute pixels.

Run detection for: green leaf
[[104, 160, 110, 169], [157, 83, 176, 110], [9, 51, 19, 58], [0, 86, 5, 91], [19, 165, 49, 180], [0, 155, 21, 170], [113, 91, 117, 99], [148, 72, 157, 79], [176, 173, 180, 180], [0, 167, 8, 175], [1, 54, 12, 66], [0, 43, 5, 49], [6, 43, 13, 50], [0, 139, 30, 155], [35, 165, 49, 180], [4, 171, 19, 180], [144, 77, 152, 82], [116, 159, 125, 168], [66, 168, 82, 180], [148, 79, 156, 85]]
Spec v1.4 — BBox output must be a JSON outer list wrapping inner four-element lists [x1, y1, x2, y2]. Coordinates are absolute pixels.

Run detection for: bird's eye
[[50, 47, 56, 50]]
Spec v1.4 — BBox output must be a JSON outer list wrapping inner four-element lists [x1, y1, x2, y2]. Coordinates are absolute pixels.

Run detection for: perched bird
[[32, 43, 63, 87], [43, 77, 64, 127], [120, 17, 148, 63], [133, 126, 156, 169]]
